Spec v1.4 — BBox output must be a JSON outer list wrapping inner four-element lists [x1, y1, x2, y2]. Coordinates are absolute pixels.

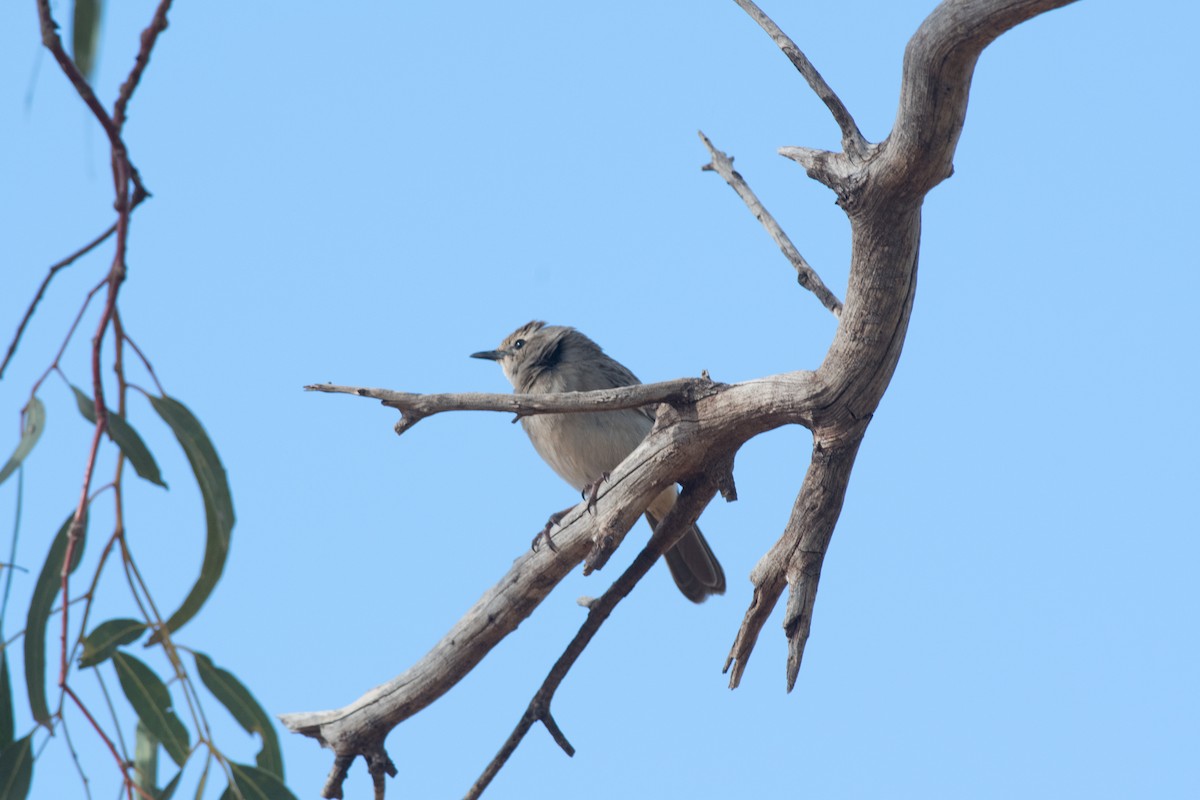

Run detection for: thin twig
[[34, 0, 149, 202], [64, 685, 155, 800], [115, 314, 165, 395], [29, 276, 108, 399], [733, 0, 868, 159], [67, 529, 122, 673], [699, 131, 843, 317], [59, 423, 103, 690], [467, 480, 718, 799], [113, 0, 173, 132], [59, 715, 95, 800], [30, 4, 175, 793], [0, 223, 117, 380]]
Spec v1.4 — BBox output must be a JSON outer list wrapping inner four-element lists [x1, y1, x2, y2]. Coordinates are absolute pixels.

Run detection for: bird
[[471, 321, 725, 603]]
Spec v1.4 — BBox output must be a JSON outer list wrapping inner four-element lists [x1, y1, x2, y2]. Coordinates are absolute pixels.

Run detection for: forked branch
[[465, 477, 720, 800], [287, 0, 1082, 796], [734, 0, 868, 159], [304, 377, 725, 436]]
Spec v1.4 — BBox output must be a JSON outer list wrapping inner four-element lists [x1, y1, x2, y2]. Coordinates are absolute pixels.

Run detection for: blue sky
[[2, 1, 1197, 798]]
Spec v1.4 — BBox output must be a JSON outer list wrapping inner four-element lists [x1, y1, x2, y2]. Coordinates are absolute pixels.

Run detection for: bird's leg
[[582, 473, 611, 515], [532, 505, 575, 553]]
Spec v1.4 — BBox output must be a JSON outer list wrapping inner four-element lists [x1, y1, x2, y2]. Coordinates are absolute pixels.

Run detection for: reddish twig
[[28, 278, 108, 398], [117, 312, 164, 394], [59, 423, 103, 689], [33, 0, 148, 203], [30, 2, 175, 791], [64, 685, 155, 800], [113, 0, 174, 132], [0, 223, 117, 380]]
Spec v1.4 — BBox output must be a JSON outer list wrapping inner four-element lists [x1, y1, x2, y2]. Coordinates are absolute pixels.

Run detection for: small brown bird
[[472, 321, 725, 602]]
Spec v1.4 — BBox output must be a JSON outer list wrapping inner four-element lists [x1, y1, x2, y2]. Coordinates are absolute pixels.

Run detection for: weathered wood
[[283, 1, 1081, 796]]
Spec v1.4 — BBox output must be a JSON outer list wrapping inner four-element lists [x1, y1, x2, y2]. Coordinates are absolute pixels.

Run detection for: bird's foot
[[582, 473, 610, 514], [532, 509, 570, 553]]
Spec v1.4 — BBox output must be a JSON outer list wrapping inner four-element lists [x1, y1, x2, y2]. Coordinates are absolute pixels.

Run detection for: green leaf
[[24, 511, 87, 726], [219, 763, 297, 800], [132, 724, 183, 800], [134, 720, 159, 796], [0, 398, 45, 488], [148, 396, 234, 641], [112, 652, 190, 767], [194, 653, 283, 779], [71, 383, 168, 489], [158, 769, 182, 800], [0, 649, 12, 749], [71, 0, 102, 80], [71, 385, 167, 488], [0, 734, 34, 800], [79, 617, 146, 668]]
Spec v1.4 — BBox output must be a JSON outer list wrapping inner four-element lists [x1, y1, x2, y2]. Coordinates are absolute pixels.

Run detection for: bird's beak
[[470, 349, 506, 361]]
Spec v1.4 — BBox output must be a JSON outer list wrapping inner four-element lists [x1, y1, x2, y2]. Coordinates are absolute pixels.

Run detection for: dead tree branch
[[304, 377, 726, 436], [285, 0, 1081, 796], [734, 0, 868, 159], [465, 476, 721, 800], [699, 130, 843, 317]]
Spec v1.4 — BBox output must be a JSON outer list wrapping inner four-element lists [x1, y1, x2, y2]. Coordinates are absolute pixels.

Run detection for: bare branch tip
[[393, 415, 419, 436], [540, 710, 576, 757], [320, 754, 355, 800]]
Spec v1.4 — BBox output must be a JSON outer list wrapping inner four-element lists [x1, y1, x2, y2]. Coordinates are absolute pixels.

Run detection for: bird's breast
[[521, 410, 651, 491]]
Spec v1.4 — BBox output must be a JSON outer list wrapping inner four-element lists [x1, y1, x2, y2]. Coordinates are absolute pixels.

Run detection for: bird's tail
[[646, 489, 725, 603]]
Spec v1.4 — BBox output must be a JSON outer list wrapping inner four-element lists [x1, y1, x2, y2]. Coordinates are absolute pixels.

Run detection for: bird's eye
[[513, 339, 525, 350]]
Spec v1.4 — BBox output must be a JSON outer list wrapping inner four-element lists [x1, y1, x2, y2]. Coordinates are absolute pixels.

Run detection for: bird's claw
[[582, 472, 611, 515], [532, 509, 569, 553]]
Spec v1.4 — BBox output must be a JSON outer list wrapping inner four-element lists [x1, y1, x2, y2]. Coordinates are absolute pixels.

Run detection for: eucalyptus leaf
[[134, 720, 159, 795], [0, 398, 44, 488], [72, 0, 102, 79], [148, 396, 233, 641], [112, 652, 190, 767], [219, 763, 296, 800], [24, 511, 87, 726], [0, 734, 33, 800], [0, 648, 12, 749], [159, 769, 182, 800], [79, 617, 146, 668], [194, 652, 283, 778], [71, 385, 166, 487]]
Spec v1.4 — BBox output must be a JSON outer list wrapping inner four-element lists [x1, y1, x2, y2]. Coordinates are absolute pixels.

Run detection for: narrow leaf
[[0, 649, 12, 748], [80, 617, 146, 668], [0, 652, 11, 753], [72, 0, 102, 80], [148, 396, 234, 641], [134, 720, 159, 796], [0, 398, 45, 488], [112, 652, 190, 767], [194, 653, 283, 779], [0, 734, 34, 800], [24, 511, 87, 726], [71, 385, 166, 487], [159, 769, 182, 800], [219, 763, 296, 800]]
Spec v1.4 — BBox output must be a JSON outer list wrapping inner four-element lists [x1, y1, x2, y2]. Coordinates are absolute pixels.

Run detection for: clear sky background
[[2, 1, 1197, 798]]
